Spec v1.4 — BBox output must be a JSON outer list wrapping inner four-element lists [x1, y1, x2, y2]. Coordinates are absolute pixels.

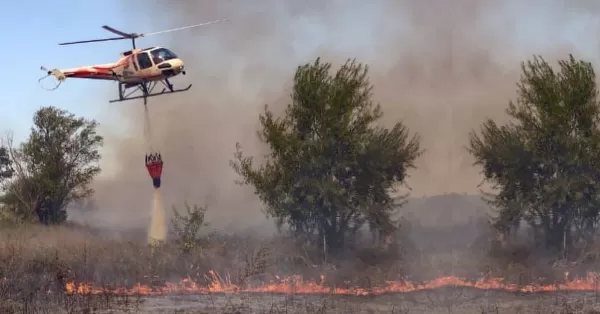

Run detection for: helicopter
[[40, 19, 228, 105]]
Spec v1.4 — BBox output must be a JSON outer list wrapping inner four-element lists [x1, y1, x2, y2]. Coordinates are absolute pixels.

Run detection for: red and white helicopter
[[40, 20, 227, 105]]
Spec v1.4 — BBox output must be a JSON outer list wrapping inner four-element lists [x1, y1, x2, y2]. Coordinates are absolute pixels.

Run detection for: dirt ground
[[98, 289, 600, 313]]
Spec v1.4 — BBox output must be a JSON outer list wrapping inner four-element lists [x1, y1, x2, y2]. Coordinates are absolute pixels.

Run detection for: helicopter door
[[137, 52, 153, 70]]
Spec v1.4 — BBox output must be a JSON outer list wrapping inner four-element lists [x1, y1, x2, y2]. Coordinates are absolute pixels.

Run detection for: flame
[[64, 271, 600, 296]]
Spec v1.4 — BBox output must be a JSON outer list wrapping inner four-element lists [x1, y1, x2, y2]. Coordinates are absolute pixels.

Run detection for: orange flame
[[64, 271, 600, 296]]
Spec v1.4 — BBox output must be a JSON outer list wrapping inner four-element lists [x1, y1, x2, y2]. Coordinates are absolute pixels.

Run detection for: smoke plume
[[82, 0, 600, 231]]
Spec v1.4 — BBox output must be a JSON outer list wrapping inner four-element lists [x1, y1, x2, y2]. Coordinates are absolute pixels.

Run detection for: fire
[[64, 271, 600, 296]]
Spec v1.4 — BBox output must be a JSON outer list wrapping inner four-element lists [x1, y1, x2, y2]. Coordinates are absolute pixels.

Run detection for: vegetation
[[0, 106, 103, 224], [468, 55, 600, 259], [0, 146, 12, 182], [5, 54, 600, 312], [0, 224, 596, 313], [232, 58, 422, 257], [171, 203, 210, 253]]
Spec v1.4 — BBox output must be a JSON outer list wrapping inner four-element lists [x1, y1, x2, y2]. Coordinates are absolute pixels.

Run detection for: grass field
[[4, 220, 600, 314]]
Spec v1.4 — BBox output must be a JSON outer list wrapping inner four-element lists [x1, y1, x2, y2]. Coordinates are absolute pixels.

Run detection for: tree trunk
[[370, 224, 379, 246], [317, 226, 326, 261], [34, 198, 48, 225], [322, 217, 348, 257]]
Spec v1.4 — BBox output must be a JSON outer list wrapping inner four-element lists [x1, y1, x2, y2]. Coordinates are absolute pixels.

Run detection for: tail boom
[[41, 62, 123, 81]]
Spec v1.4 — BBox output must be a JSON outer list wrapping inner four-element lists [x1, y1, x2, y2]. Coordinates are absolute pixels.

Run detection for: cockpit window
[[137, 52, 153, 69], [151, 48, 178, 64]]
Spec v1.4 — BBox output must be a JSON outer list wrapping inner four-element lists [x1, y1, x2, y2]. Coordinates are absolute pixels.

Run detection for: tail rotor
[[38, 66, 66, 91]]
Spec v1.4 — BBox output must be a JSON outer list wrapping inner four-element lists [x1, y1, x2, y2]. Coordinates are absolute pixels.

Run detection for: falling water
[[148, 188, 167, 243]]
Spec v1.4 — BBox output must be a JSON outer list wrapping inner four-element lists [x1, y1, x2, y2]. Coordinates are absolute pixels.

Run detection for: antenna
[[58, 19, 228, 49]]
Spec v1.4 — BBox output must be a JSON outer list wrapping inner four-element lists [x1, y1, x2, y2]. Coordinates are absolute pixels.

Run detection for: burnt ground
[[97, 289, 600, 313]]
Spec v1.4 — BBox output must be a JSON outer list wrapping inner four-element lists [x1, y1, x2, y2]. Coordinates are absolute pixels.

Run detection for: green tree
[[0, 146, 12, 182], [468, 55, 600, 257], [232, 58, 422, 256], [0, 145, 16, 222], [0, 106, 103, 224]]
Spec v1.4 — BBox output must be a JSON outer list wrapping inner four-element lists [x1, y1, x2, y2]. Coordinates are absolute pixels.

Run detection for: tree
[[0, 106, 103, 224], [468, 55, 600, 257], [232, 58, 422, 256], [0, 146, 12, 182]]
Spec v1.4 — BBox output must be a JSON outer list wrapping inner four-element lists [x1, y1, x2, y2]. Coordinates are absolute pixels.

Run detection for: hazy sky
[[3, 1, 600, 142], [5, 1, 600, 229], [0, 1, 179, 142], [3, 1, 600, 139]]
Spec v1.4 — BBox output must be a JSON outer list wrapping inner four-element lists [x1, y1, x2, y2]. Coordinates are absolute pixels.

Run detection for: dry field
[[95, 289, 600, 313], [10, 287, 600, 313], [3, 215, 600, 314]]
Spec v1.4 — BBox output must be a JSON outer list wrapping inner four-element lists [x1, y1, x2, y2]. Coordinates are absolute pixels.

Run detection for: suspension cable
[[143, 104, 156, 153]]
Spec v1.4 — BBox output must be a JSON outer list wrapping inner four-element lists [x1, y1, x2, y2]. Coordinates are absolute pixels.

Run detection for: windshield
[[150, 48, 178, 64]]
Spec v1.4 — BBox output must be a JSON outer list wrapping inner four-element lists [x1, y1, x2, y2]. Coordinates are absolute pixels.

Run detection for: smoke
[[83, 0, 600, 231]]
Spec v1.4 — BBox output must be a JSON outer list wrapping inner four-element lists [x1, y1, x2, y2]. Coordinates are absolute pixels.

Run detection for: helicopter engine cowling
[[121, 48, 141, 57]]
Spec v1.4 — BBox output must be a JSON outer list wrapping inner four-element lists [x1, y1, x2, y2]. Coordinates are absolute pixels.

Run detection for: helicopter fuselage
[[57, 46, 186, 85], [41, 20, 228, 104]]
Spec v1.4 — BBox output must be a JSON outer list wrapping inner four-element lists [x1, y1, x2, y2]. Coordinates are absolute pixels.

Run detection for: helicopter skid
[[109, 79, 192, 105]]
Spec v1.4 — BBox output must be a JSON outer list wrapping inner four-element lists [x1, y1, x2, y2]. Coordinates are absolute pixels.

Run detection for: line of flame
[[64, 271, 600, 296]]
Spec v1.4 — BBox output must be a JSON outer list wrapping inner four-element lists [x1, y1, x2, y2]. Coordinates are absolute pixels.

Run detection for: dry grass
[[3, 222, 600, 313], [0, 223, 408, 313]]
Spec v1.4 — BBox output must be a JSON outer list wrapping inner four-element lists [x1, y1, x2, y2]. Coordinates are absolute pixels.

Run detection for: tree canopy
[[0, 106, 104, 224], [468, 54, 600, 257], [0, 146, 12, 182], [232, 57, 422, 255]]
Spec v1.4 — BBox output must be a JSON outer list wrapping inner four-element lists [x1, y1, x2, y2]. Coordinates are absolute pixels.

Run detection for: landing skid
[[109, 79, 192, 105]]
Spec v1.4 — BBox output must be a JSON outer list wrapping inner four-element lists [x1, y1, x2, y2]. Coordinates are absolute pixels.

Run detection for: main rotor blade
[[58, 37, 128, 46], [141, 19, 228, 37], [102, 25, 136, 38]]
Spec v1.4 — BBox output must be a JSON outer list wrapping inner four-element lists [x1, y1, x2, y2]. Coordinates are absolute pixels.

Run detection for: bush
[[171, 203, 211, 254]]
